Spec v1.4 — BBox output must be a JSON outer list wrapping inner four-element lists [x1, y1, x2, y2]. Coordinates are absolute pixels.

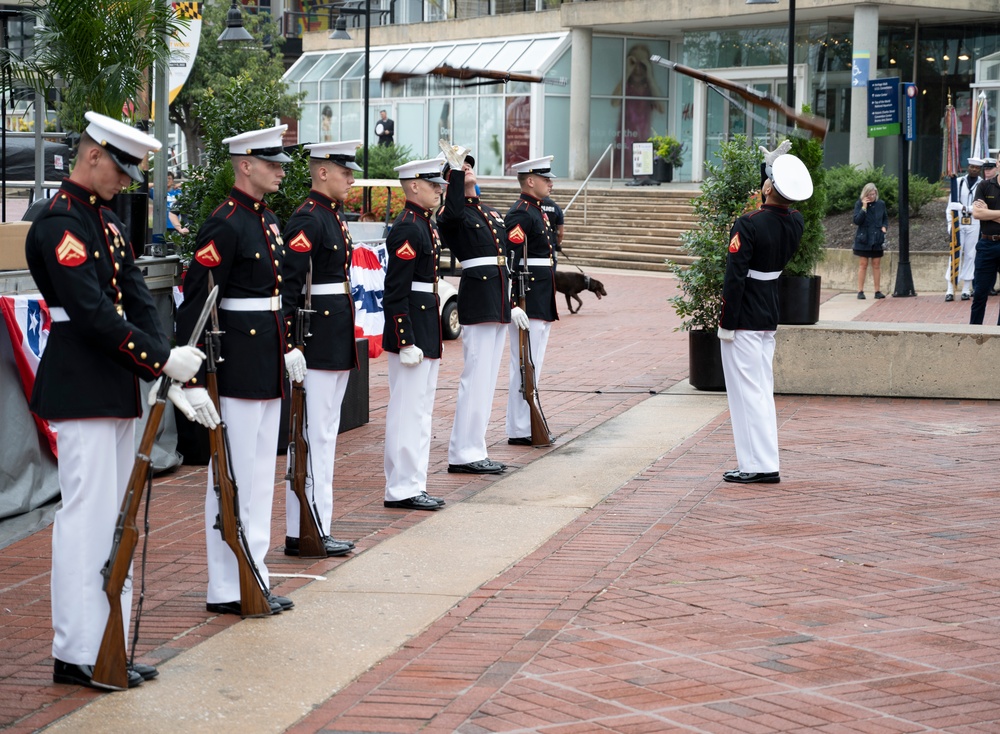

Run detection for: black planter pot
[[652, 158, 674, 183], [777, 274, 821, 325], [688, 329, 726, 391]]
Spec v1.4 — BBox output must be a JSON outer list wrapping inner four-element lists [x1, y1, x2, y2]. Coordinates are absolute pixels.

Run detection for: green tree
[[2, 0, 186, 133], [170, 1, 302, 168], [784, 135, 827, 276]]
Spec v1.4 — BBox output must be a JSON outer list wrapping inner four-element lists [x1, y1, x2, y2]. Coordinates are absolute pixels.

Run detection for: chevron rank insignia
[[55, 232, 87, 267], [729, 233, 741, 253], [195, 241, 222, 267], [396, 241, 416, 260], [508, 224, 526, 244], [288, 232, 312, 253]]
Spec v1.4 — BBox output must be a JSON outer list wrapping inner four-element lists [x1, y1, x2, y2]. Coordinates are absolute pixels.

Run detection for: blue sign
[[852, 52, 870, 88], [904, 83, 918, 141], [868, 78, 900, 138]]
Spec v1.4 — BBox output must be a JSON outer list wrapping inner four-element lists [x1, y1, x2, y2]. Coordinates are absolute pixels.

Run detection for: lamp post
[[746, 0, 795, 127], [331, 0, 372, 193]]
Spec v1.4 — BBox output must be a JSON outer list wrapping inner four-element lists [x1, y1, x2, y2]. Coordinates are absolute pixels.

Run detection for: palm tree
[[2, 0, 187, 134]]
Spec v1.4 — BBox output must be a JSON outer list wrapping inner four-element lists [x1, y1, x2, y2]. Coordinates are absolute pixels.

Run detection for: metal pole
[[151, 0, 170, 255], [786, 0, 795, 127], [363, 0, 371, 212]]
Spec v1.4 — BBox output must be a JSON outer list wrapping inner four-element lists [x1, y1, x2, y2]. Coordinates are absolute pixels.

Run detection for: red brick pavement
[[5, 273, 1000, 732]]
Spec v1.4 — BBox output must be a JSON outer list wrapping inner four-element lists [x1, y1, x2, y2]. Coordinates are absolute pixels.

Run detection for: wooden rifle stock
[[285, 373, 326, 558], [516, 294, 551, 447], [948, 208, 960, 290], [92, 385, 167, 690]]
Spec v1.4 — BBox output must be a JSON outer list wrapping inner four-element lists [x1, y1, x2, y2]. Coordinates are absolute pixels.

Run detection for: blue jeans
[[970, 238, 1000, 324]]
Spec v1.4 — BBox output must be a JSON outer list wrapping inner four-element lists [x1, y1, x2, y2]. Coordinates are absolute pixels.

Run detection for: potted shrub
[[648, 134, 683, 183], [778, 130, 828, 324], [669, 135, 759, 390]]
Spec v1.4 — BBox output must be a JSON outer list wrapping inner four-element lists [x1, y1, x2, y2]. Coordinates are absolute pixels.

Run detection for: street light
[[746, 0, 795, 127], [330, 0, 372, 193], [218, 1, 254, 46]]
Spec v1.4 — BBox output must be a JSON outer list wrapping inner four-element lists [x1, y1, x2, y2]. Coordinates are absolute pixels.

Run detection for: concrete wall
[[817, 248, 950, 294], [774, 321, 1000, 399]]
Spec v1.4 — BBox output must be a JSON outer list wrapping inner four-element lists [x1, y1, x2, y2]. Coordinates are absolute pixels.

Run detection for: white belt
[[461, 255, 506, 269], [305, 282, 351, 296], [219, 295, 282, 311], [525, 258, 553, 267], [49, 306, 69, 322], [411, 281, 437, 294], [748, 269, 781, 281]]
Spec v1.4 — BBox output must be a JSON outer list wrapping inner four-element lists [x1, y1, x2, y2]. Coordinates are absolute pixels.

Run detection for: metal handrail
[[563, 141, 613, 225]]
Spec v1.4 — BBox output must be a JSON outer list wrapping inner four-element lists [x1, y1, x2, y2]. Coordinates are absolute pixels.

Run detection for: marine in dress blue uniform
[[28, 112, 206, 690], [280, 140, 361, 557], [437, 145, 530, 473], [718, 152, 813, 484], [175, 124, 296, 616], [382, 158, 448, 510], [504, 156, 558, 445]]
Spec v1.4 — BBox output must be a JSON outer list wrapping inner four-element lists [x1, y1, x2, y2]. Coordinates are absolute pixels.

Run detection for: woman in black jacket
[[853, 182, 889, 299]]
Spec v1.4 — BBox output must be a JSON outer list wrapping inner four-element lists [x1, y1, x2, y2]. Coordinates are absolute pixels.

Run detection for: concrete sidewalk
[[4, 273, 1000, 733]]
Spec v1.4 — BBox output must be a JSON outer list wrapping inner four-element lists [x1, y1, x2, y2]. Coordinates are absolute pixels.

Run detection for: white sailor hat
[[222, 124, 292, 162], [84, 111, 161, 183], [511, 156, 556, 178], [983, 158, 997, 169], [394, 157, 447, 184], [770, 154, 813, 202], [304, 140, 362, 171], [968, 157, 986, 166]]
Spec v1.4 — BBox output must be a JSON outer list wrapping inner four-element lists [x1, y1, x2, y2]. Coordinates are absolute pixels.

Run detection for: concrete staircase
[[475, 182, 699, 272]]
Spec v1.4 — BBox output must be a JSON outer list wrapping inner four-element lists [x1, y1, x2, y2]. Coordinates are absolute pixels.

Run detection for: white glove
[[510, 306, 530, 331], [759, 140, 792, 178], [399, 344, 424, 367], [184, 387, 220, 429], [284, 349, 307, 383], [163, 345, 206, 383], [438, 139, 471, 170], [148, 377, 197, 421], [717, 327, 736, 342]]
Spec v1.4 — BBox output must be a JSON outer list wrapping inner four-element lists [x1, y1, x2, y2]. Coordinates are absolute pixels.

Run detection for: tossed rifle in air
[[284, 262, 326, 558], [649, 56, 829, 141], [383, 64, 567, 88], [204, 276, 273, 618], [93, 286, 218, 690], [514, 244, 551, 447]]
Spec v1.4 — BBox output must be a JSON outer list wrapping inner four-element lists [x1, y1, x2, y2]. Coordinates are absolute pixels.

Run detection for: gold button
[[400, 329, 405, 333], [271, 244, 276, 251], [287, 342, 293, 349], [254, 203, 260, 211], [401, 340, 407, 344], [114, 263, 120, 271], [324, 310, 330, 316], [274, 289, 280, 296], [255, 253, 260, 259], [140, 351, 147, 359], [128, 342, 135, 350], [227, 201, 234, 207], [482, 276, 487, 280], [94, 251, 100, 259], [153, 362, 160, 369], [250, 329, 256, 336], [397, 317, 403, 322], [277, 275, 282, 282], [333, 245, 338, 250], [274, 259, 279, 266], [111, 278, 117, 285], [191, 377, 198, 384]]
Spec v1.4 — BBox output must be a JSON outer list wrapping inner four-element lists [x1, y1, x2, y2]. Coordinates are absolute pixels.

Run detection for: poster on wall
[[614, 42, 666, 179], [504, 95, 530, 175]]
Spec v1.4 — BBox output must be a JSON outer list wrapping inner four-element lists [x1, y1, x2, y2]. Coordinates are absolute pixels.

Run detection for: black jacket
[[852, 199, 888, 250], [437, 170, 511, 325], [381, 201, 442, 357], [506, 193, 558, 322], [280, 191, 359, 371], [26, 179, 170, 420], [720, 204, 803, 331], [176, 187, 288, 399]]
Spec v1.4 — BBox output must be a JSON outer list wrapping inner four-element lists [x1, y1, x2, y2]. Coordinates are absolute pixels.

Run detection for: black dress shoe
[[206, 598, 281, 616], [991, 288, 999, 296], [267, 593, 294, 611], [284, 535, 354, 557], [448, 458, 505, 474], [961, 292, 971, 301], [722, 470, 780, 484], [874, 291, 885, 299], [53, 659, 143, 690], [945, 294, 955, 302], [508, 436, 532, 446], [129, 662, 159, 681], [383, 492, 445, 510]]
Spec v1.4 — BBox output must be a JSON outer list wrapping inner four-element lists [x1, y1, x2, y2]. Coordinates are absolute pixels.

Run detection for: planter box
[[688, 329, 726, 391], [777, 274, 821, 325]]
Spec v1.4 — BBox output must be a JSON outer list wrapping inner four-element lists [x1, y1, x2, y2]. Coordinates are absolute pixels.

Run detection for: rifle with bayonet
[[383, 64, 567, 88], [93, 286, 219, 690], [649, 55, 828, 141], [284, 262, 326, 558], [204, 276, 273, 618], [514, 245, 551, 447]]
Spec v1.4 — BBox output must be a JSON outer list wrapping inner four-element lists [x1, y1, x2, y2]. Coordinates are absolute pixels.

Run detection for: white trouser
[[945, 224, 980, 294], [50, 418, 135, 665], [285, 369, 350, 537], [205, 397, 281, 603], [506, 319, 551, 439], [720, 330, 780, 474], [384, 354, 439, 501], [449, 322, 507, 465]]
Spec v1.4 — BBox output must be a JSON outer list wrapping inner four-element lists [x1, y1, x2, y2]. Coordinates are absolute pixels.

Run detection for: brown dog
[[554, 270, 607, 314]]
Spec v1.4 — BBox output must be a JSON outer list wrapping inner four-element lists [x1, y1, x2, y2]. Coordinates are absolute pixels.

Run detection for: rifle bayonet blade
[[188, 286, 219, 349]]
